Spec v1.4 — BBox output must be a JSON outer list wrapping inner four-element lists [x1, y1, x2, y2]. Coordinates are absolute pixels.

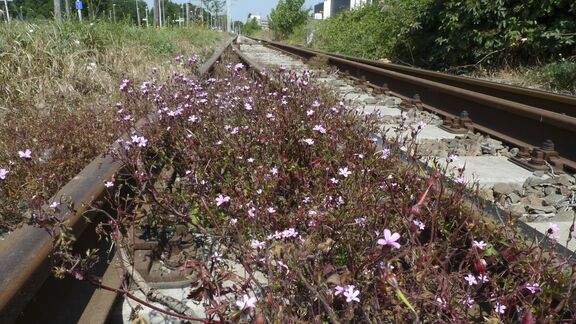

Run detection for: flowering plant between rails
[[44, 54, 575, 322]]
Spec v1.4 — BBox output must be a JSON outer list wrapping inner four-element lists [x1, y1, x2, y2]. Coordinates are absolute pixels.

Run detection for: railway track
[[250, 37, 576, 173], [0, 35, 574, 323]]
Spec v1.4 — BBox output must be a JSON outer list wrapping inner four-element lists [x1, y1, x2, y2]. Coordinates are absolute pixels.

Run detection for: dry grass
[[0, 21, 223, 231]]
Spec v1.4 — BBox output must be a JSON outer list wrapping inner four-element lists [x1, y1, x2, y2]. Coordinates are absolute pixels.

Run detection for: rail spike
[[509, 139, 564, 172], [439, 110, 474, 134]]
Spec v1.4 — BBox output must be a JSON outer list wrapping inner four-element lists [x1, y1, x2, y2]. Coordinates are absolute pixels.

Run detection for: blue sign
[[75, 1, 83, 10]]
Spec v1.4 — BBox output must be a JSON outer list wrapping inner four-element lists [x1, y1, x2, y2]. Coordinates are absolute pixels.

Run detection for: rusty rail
[[251, 38, 576, 172], [0, 36, 235, 324]]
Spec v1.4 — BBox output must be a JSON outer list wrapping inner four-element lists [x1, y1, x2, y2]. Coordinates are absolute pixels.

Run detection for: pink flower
[[330, 177, 339, 184], [270, 166, 278, 175], [338, 167, 352, 178], [334, 285, 345, 296], [343, 285, 360, 303], [119, 79, 130, 92], [234, 63, 245, 71], [456, 176, 465, 184], [377, 229, 401, 249], [18, 149, 32, 159], [313, 125, 326, 134], [236, 294, 256, 310], [104, 181, 114, 188], [277, 260, 289, 273], [0, 168, 8, 180], [447, 154, 458, 163], [472, 240, 487, 250], [303, 138, 314, 145], [464, 274, 477, 286], [461, 296, 474, 308], [244, 102, 253, 111], [417, 121, 426, 129], [230, 218, 238, 225], [215, 194, 230, 206], [250, 239, 266, 250], [130, 135, 148, 147], [477, 274, 489, 283], [412, 220, 425, 230], [380, 148, 390, 159], [267, 207, 276, 214], [307, 109, 314, 116], [494, 302, 506, 314], [548, 222, 560, 234], [525, 283, 541, 294]]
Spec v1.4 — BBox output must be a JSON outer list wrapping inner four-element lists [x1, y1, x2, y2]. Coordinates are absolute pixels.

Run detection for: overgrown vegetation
[[40, 55, 576, 322], [312, 1, 575, 70], [528, 61, 576, 93], [309, 1, 575, 92], [0, 21, 222, 232], [312, 1, 428, 61], [269, 0, 309, 39], [240, 17, 262, 36]]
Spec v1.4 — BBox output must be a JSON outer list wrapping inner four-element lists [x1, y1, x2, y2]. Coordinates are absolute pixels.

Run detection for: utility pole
[[153, 0, 159, 27], [226, 0, 231, 32], [145, 5, 149, 28], [159, 0, 163, 27], [136, 0, 141, 26], [161, 0, 165, 27], [53, 0, 61, 22], [64, 0, 71, 20], [186, 2, 189, 27]]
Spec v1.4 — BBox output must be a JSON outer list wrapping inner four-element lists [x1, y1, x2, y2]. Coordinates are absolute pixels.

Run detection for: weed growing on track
[[42, 53, 575, 322], [0, 21, 222, 231]]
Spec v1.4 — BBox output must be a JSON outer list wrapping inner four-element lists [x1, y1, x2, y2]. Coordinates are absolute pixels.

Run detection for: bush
[[528, 61, 576, 93], [311, 1, 430, 61], [393, 0, 576, 70], [269, 0, 309, 39], [311, 1, 576, 71], [45, 57, 576, 322]]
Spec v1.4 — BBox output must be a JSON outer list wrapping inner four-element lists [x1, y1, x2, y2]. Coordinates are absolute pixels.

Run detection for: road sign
[[75, 0, 83, 10]]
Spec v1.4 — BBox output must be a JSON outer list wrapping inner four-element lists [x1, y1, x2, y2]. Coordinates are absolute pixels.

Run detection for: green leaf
[[396, 288, 417, 315]]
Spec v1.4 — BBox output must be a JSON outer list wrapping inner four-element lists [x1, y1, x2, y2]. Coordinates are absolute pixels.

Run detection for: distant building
[[247, 13, 269, 29], [313, 0, 371, 20]]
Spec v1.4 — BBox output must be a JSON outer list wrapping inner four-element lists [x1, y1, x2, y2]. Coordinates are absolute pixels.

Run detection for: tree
[[202, 0, 225, 29], [241, 17, 261, 36], [268, 0, 308, 38]]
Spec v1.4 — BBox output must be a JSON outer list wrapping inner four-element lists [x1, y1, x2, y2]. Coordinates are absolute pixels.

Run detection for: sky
[[145, 0, 320, 22]]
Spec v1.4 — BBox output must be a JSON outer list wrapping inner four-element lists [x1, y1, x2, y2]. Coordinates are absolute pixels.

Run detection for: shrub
[[528, 61, 576, 93], [393, 0, 576, 70], [269, 0, 309, 39]]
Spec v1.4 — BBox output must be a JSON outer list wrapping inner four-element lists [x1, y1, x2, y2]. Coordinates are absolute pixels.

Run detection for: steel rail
[[0, 36, 235, 324], [270, 43, 576, 117], [250, 38, 576, 172]]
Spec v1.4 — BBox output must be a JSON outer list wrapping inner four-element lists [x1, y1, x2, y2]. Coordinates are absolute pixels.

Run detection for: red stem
[[86, 278, 208, 323]]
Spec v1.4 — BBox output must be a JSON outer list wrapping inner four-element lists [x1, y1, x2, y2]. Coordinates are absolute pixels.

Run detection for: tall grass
[[0, 21, 222, 231]]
